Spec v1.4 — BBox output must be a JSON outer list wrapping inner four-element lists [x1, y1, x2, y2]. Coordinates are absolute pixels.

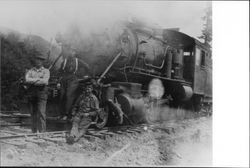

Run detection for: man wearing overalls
[[25, 53, 50, 133]]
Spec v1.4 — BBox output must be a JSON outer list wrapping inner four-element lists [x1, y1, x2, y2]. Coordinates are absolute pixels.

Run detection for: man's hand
[[26, 79, 45, 86], [71, 109, 76, 116], [83, 113, 90, 117], [32, 79, 42, 85], [89, 111, 97, 117]]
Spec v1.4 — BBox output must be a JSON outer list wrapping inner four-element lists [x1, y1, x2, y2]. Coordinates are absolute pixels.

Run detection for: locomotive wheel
[[201, 103, 212, 116], [106, 100, 124, 125], [111, 102, 124, 125], [95, 106, 109, 129]]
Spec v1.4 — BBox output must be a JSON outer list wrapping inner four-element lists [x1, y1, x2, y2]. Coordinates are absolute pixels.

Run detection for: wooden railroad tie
[[25, 138, 47, 146], [112, 130, 123, 134], [86, 132, 105, 139], [129, 128, 143, 133], [37, 137, 66, 144], [99, 131, 116, 137], [0, 140, 27, 148]]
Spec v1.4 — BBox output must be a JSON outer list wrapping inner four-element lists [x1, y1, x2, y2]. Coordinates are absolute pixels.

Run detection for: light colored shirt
[[25, 66, 50, 85]]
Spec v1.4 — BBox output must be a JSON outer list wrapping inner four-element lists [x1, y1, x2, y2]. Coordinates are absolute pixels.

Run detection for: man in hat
[[25, 53, 50, 133], [55, 34, 90, 120], [67, 82, 99, 143]]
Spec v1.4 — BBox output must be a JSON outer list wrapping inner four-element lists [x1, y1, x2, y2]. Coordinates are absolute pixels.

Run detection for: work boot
[[74, 134, 83, 142], [62, 115, 68, 120], [66, 135, 75, 144]]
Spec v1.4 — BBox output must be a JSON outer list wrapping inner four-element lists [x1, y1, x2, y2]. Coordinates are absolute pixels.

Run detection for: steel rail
[[0, 131, 68, 140]]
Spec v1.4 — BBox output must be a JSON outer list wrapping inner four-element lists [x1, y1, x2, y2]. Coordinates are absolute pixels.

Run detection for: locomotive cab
[[163, 29, 212, 112]]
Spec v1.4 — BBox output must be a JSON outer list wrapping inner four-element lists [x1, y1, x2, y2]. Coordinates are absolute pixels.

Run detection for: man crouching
[[66, 82, 99, 144]]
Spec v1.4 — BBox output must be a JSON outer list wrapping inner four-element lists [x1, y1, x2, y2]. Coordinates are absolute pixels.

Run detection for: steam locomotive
[[20, 23, 212, 128]]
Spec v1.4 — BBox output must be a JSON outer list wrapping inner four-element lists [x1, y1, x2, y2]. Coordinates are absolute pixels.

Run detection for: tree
[[198, 5, 212, 47]]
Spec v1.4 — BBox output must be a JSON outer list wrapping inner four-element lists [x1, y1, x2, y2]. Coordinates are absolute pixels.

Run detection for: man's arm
[[25, 70, 38, 84], [77, 58, 90, 73], [88, 95, 100, 116], [35, 69, 50, 85], [71, 95, 82, 116]]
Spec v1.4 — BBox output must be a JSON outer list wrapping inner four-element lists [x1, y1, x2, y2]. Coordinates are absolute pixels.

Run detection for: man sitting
[[66, 82, 99, 144]]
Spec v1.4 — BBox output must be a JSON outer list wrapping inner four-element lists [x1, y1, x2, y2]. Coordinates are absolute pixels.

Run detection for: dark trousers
[[28, 93, 47, 133], [70, 114, 92, 141], [60, 75, 79, 117]]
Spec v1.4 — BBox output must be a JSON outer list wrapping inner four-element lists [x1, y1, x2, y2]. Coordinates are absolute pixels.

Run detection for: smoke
[[0, 1, 209, 74], [0, 1, 209, 41], [50, 2, 166, 75], [146, 103, 190, 123], [41, 1, 159, 73]]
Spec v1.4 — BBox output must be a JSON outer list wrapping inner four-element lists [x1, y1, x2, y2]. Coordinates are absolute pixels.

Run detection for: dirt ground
[[0, 116, 212, 166]]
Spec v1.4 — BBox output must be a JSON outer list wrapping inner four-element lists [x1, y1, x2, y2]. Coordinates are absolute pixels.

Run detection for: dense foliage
[[1, 32, 50, 110], [198, 6, 212, 48]]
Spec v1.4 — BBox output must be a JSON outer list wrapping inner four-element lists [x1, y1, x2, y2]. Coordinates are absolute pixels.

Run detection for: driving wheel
[[95, 106, 109, 129]]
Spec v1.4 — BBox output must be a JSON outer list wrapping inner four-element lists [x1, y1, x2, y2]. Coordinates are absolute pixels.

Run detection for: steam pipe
[[165, 49, 173, 78], [97, 52, 122, 84], [143, 46, 169, 70]]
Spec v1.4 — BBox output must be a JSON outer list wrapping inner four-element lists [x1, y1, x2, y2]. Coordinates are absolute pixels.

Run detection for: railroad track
[[0, 121, 182, 146], [0, 110, 209, 146]]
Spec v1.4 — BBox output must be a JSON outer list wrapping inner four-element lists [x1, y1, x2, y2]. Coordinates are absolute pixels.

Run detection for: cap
[[85, 82, 93, 87]]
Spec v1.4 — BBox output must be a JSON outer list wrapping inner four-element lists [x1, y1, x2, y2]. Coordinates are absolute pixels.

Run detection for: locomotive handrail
[[131, 27, 168, 72], [97, 52, 122, 84], [143, 46, 170, 70], [128, 70, 192, 85]]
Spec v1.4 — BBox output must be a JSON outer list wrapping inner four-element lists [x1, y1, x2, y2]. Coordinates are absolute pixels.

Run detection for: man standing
[[67, 83, 99, 144], [25, 53, 50, 133], [55, 33, 90, 120]]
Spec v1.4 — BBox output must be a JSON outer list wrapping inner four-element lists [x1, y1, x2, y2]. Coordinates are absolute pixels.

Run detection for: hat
[[83, 80, 94, 90], [35, 53, 46, 60], [85, 81, 93, 87]]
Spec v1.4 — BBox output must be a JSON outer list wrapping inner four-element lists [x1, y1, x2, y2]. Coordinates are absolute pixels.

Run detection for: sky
[[0, 0, 210, 41]]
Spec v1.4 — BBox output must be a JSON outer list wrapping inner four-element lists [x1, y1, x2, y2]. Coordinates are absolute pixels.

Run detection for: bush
[[1, 33, 47, 110]]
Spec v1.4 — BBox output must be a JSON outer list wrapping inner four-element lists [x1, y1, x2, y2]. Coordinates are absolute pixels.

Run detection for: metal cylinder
[[182, 85, 193, 101], [172, 49, 183, 64], [178, 49, 184, 78], [172, 49, 184, 79], [165, 50, 173, 78], [178, 49, 184, 65], [116, 93, 146, 123], [171, 84, 193, 102], [116, 93, 132, 116]]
